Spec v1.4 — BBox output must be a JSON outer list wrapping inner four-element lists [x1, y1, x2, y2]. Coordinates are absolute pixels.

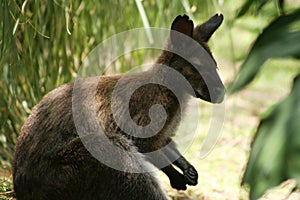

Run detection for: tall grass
[[0, 0, 220, 169]]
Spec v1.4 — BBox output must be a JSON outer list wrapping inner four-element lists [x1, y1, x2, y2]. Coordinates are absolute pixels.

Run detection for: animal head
[[167, 14, 225, 103]]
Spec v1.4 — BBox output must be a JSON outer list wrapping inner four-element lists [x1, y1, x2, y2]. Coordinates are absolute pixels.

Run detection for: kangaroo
[[13, 14, 225, 200]]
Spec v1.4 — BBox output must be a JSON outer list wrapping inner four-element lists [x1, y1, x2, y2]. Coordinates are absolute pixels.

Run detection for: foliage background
[[0, 0, 300, 199], [229, 2, 300, 199]]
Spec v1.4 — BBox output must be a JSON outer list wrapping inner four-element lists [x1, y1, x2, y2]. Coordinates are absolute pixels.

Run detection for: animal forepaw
[[184, 166, 198, 186]]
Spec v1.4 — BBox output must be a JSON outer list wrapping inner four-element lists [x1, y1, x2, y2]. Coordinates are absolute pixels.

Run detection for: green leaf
[[236, 0, 285, 17], [229, 9, 300, 94], [242, 74, 300, 199], [237, 0, 256, 18], [286, 75, 300, 186], [237, 0, 270, 18]]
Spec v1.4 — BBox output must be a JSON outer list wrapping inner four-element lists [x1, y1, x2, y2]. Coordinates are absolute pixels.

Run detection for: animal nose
[[214, 86, 225, 95], [213, 86, 226, 103]]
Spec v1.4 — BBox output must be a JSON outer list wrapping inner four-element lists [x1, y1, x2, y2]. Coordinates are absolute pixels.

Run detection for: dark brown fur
[[13, 14, 225, 200]]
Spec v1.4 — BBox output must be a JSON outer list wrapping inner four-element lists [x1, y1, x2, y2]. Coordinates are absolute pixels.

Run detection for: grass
[[0, 171, 13, 200]]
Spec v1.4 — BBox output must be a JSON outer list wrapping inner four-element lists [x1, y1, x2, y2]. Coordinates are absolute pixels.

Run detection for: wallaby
[[13, 14, 225, 200]]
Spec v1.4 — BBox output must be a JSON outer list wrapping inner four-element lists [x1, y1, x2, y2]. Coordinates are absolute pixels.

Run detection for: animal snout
[[212, 86, 226, 103]]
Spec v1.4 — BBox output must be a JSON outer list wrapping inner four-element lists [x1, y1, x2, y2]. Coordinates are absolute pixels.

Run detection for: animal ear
[[194, 13, 223, 42], [170, 15, 194, 43]]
